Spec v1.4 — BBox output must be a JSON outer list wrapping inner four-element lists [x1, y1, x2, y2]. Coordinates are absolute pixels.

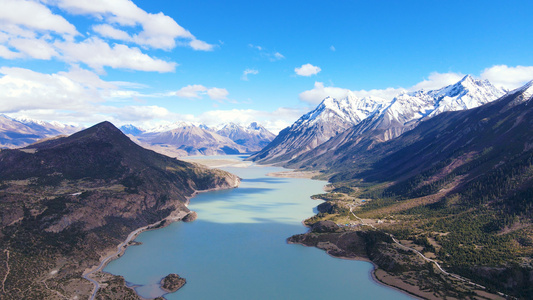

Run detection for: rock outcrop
[[160, 274, 187, 293]]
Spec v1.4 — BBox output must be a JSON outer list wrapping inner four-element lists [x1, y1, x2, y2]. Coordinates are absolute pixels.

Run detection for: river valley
[[104, 156, 414, 299]]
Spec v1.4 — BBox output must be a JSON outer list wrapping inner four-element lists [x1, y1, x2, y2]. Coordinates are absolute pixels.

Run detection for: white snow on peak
[[145, 121, 196, 133], [287, 75, 506, 140], [511, 80, 533, 97], [384, 75, 506, 124], [301, 93, 389, 127]]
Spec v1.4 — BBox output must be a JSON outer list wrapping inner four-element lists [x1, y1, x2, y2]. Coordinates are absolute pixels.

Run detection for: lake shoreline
[[83, 183, 240, 299], [103, 156, 416, 299]]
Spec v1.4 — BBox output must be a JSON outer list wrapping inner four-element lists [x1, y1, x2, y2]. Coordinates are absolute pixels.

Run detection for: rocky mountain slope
[[0, 121, 240, 299], [249, 93, 389, 164], [291, 81, 533, 298], [0, 115, 80, 148], [215, 122, 276, 152], [137, 122, 245, 156], [251, 76, 505, 165], [121, 121, 276, 157]]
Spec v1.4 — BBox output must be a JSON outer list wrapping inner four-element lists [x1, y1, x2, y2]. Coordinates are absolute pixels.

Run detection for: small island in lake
[[160, 274, 187, 293]]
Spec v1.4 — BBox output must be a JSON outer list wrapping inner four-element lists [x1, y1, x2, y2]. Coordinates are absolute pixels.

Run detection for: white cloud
[[480, 65, 533, 90], [330, 45, 336, 51], [9, 37, 59, 60], [299, 82, 350, 104], [0, 66, 111, 113], [56, 37, 177, 73], [176, 85, 229, 101], [0, 0, 78, 36], [241, 68, 259, 81], [0, 0, 211, 73], [0, 45, 23, 59], [409, 72, 465, 91], [274, 52, 285, 60], [92, 24, 132, 41], [295, 63, 321, 76], [0, 65, 187, 126], [249, 44, 284, 61], [53, 0, 213, 51], [207, 88, 229, 101], [197, 107, 305, 134], [189, 39, 215, 51], [298, 72, 467, 105], [176, 84, 208, 99]]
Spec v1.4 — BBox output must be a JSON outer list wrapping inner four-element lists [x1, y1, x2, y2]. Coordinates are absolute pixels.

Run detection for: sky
[[1, 0, 533, 133]]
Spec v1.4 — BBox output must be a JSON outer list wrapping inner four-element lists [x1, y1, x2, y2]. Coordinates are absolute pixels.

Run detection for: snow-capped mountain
[[119, 124, 144, 136], [250, 75, 506, 165], [248, 92, 390, 164], [348, 75, 507, 142], [0, 115, 81, 148], [135, 122, 246, 156], [216, 122, 276, 152], [120, 121, 276, 157]]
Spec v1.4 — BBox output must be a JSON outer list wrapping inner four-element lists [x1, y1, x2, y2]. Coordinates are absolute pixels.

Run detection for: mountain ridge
[[251, 76, 505, 165]]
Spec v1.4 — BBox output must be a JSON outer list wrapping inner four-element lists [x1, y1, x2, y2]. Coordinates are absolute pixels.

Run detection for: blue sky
[[1, 0, 532, 133]]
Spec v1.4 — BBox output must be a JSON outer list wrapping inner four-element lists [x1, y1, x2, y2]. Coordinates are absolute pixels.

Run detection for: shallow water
[[104, 157, 413, 299]]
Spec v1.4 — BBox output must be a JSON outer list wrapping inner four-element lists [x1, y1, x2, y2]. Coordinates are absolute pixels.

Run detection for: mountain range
[[0, 115, 275, 157], [121, 122, 275, 156], [284, 80, 533, 298], [0, 115, 81, 148], [250, 75, 505, 165]]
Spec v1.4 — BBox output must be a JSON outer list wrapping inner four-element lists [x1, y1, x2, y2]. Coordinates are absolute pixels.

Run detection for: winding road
[[348, 208, 509, 297], [82, 225, 149, 300]]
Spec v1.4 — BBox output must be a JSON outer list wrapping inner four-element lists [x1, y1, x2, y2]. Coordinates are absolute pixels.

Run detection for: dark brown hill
[[0, 121, 239, 299]]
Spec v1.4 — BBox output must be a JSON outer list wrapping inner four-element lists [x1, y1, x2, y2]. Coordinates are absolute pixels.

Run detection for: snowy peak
[[507, 80, 533, 105], [251, 75, 507, 165], [0, 115, 81, 148], [216, 122, 276, 152], [120, 124, 144, 136], [387, 76, 506, 123], [145, 121, 196, 133], [302, 93, 389, 127]]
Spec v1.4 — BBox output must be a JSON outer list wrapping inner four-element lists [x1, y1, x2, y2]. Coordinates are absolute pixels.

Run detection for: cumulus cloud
[[409, 72, 465, 91], [481, 65, 533, 90], [207, 88, 229, 101], [189, 39, 215, 51], [176, 85, 207, 99], [0, 0, 78, 36], [241, 68, 259, 81], [0, 65, 188, 126], [50, 0, 214, 51], [176, 85, 229, 101], [298, 72, 468, 105], [92, 24, 132, 41], [295, 63, 321, 76], [56, 37, 177, 73], [299, 82, 350, 104], [8, 37, 59, 60], [0, 0, 212, 72], [0, 66, 113, 113]]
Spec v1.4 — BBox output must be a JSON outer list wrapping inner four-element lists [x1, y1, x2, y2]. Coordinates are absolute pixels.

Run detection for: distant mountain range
[[0, 115, 275, 157], [0, 115, 81, 148], [120, 122, 275, 156], [250, 75, 506, 164]]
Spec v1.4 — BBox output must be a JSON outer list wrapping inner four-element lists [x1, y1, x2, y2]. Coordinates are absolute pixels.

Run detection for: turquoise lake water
[[104, 156, 413, 299]]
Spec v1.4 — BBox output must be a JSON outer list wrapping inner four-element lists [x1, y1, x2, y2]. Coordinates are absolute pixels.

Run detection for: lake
[[104, 156, 413, 299]]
